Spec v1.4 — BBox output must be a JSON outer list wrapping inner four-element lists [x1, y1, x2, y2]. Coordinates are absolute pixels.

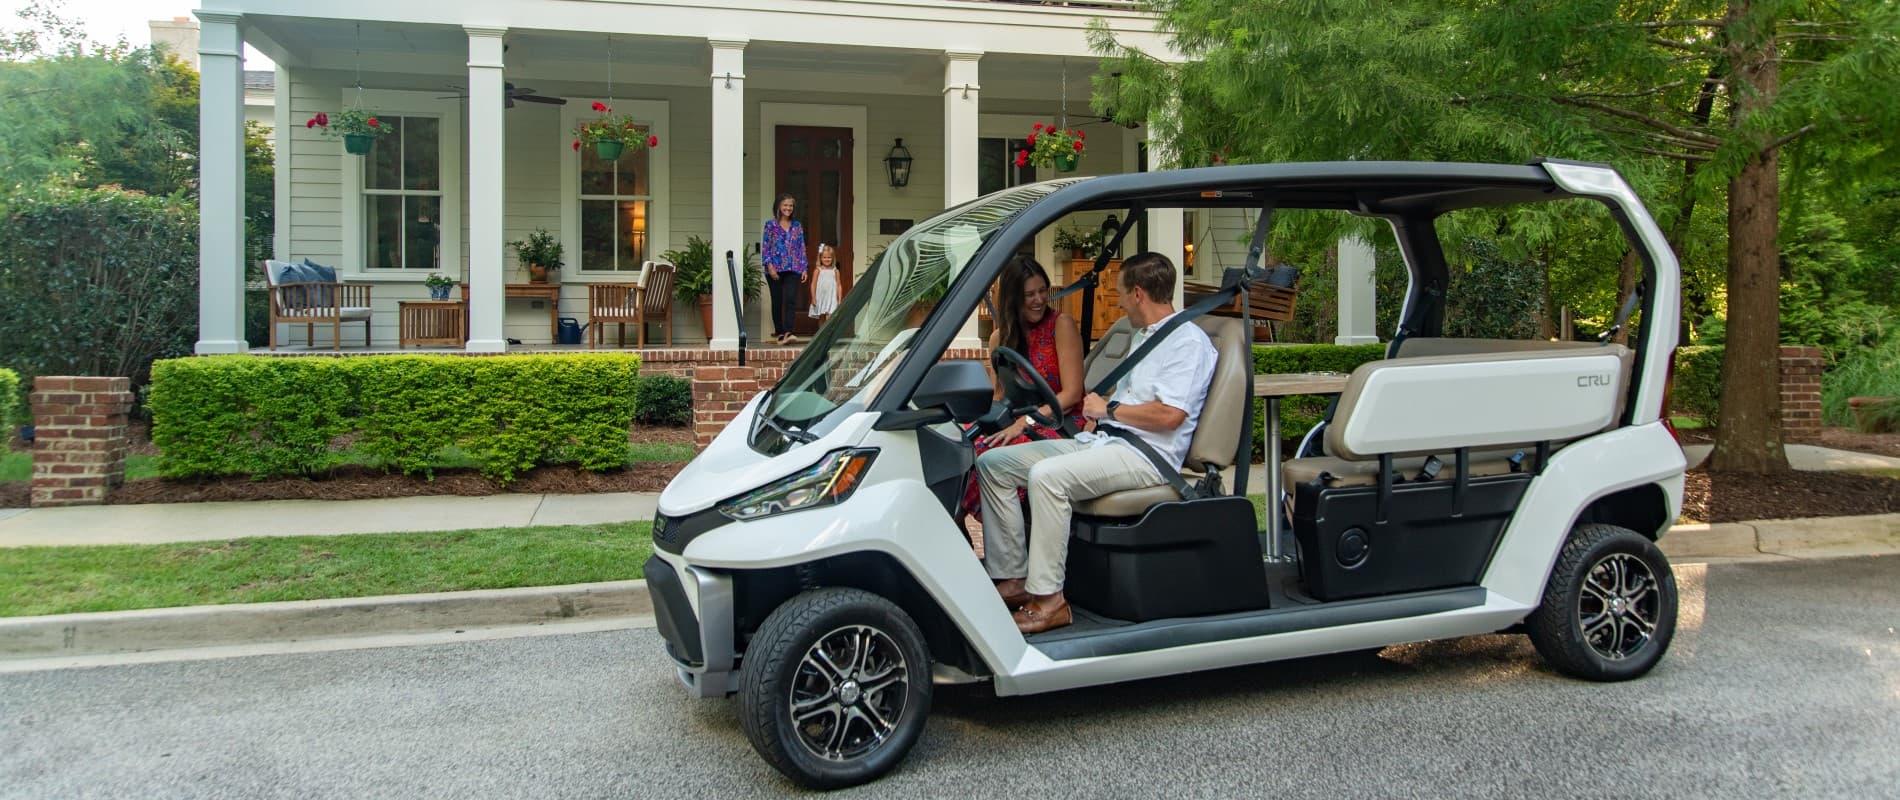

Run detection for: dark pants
[[767, 272, 802, 337]]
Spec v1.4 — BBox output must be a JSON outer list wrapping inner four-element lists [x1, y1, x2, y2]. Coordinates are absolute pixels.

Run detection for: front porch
[[197, 1, 1190, 355]]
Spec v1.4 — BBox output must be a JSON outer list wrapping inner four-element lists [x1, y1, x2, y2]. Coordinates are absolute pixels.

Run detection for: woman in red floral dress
[[962, 255, 1087, 524]]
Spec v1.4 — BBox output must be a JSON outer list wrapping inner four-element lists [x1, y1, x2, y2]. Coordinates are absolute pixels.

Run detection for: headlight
[[718, 448, 878, 521]]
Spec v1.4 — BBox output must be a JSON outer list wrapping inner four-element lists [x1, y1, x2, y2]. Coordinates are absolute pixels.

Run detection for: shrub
[[0, 368, 19, 427], [149, 354, 642, 483], [1248, 343, 1386, 460], [1823, 338, 1900, 428], [1670, 346, 1724, 422], [633, 374, 692, 427], [0, 188, 199, 392]]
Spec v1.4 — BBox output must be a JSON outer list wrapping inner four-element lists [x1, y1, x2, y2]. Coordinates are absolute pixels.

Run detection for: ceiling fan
[[439, 82, 567, 109]]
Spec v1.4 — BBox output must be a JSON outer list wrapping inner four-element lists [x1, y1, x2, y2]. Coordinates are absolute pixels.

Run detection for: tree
[[1093, 0, 1900, 473]]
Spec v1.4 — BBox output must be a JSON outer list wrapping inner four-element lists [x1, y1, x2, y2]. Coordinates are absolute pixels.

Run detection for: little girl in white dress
[[808, 243, 841, 321]]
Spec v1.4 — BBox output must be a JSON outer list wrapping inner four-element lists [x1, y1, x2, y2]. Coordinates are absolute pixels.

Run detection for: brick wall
[[690, 347, 992, 451], [29, 376, 135, 507], [1779, 345, 1824, 443]]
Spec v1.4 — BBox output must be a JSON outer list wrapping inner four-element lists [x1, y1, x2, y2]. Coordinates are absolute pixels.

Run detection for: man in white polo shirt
[[976, 252, 1217, 633]]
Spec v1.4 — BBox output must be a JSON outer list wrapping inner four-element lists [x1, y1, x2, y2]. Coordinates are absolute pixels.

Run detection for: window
[[578, 135, 651, 272], [363, 116, 443, 270], [977, 137, 1036, 196]]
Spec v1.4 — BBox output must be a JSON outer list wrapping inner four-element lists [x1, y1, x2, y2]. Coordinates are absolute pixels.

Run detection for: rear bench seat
[[1282, 338, 1633, 489]]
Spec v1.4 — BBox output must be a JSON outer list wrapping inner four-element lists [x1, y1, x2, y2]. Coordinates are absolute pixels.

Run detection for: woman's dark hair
[[773, 193, 797, 222], [994, 254, 1053, 354]]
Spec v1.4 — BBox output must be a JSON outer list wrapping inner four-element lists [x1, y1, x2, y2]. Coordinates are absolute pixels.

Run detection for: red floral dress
[[961, 310, 1087, 521]]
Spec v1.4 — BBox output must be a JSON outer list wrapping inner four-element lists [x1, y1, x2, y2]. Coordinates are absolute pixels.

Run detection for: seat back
[[588, 283, 636, 317], [1081, 317, 1137, 389], [641, 262, 676, 316], [1185, 316, 1250, 471], [1394, 337, 1636, 428]]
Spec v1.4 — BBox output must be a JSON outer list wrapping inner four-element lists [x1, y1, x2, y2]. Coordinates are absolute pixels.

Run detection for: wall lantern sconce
[[884, 138, 914, 188]]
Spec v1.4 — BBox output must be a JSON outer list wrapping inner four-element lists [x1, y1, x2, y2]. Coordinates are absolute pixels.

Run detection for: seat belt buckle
[[1415, 455, 1442, 482], [1507, 451, 1527, 474]]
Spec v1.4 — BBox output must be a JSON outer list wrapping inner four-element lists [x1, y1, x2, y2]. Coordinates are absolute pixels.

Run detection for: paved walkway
[[0, 493, 657, 548], [1, 444, 1892, 549]]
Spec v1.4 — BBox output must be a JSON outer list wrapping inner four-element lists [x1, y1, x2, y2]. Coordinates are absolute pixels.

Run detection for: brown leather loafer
[[1013, 601, 1072, 634]]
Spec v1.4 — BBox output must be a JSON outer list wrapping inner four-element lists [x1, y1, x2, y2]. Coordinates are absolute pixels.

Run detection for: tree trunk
[[1710, 0, 1789, 474], [1612, 249, 1639, 346]]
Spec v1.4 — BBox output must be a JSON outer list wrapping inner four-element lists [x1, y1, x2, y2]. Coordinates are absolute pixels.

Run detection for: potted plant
[[572, 102, 661, 161], [1053, 226, 1106, 261], [424, 272, 455, 301], [1018, 123, 1085, 172], [304, 109, 393, 156], [508, 229, 564, 283], [665, 235, 763, 337]]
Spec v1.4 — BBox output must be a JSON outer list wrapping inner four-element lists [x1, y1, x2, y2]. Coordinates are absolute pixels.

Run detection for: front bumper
[[642, 554, 735, 698]]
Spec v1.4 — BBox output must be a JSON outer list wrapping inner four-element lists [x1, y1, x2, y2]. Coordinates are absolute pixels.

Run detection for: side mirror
[[912, 360, 994, 423]]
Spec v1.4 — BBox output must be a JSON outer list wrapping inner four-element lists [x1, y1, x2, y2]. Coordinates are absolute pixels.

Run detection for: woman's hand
[[982, 418, 1028, 448], [802, 271, 811, 284], [767, 266, 779, 280]]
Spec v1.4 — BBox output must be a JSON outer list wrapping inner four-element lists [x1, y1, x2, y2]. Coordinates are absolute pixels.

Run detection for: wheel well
[[726, 552, 989, 678], [1573, 483, 1670, 539]]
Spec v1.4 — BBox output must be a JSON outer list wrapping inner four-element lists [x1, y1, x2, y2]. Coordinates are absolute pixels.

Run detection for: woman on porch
[[761, 193, 809, 345]]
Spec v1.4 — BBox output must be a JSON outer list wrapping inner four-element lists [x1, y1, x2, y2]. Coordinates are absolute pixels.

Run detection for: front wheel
[[738, 588, 932, 789], [1527, 523, 1678, 681]]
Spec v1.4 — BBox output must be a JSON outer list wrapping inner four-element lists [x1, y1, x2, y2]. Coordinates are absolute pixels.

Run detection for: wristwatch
[[1105, 400, 1123, 421]]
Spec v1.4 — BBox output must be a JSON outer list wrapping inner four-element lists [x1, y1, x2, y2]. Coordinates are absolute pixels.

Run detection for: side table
[[399, 300, 467, 348]]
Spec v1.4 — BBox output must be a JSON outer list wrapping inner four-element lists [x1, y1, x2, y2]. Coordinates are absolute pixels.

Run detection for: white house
[[193, 0, 1377, 353]]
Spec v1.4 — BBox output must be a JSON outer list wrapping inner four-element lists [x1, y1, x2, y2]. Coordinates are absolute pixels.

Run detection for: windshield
[[754, 180, 1078, 451]]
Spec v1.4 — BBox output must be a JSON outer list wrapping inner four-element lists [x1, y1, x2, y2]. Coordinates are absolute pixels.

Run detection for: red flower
[[316, 112, 329, 126], [1073, 140, 1084, 152], [647, 135, 660, 148], [305, 117, 317, 129], [572, 140, 581, 151], [591, 101, 609, 112], [1033, 123, 1044, 132], [1014, 150, 1028, 168], [1027, 133, 1039, 146], [1076, 130, 1085, 140], [366, 117, 379, 128]]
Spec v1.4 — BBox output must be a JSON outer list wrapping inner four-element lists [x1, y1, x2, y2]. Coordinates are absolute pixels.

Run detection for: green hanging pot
[[343, 134, 374, 156], [595, 139, 625, 161], [1054, 152, 1079, 173]]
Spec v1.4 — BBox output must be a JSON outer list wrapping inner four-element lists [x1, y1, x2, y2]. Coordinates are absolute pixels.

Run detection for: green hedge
[[149, 354, 643, 483], [1249, 343, 1387, 460], [633, 374, 692, 427], [1670, 346, 1723, 421], [0, 368, 19, 427]]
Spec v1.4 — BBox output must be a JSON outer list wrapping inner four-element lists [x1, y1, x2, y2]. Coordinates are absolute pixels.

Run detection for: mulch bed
[[1682, 469, 1900, 524]]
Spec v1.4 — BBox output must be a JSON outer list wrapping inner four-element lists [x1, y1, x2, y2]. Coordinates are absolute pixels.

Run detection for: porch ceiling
[[244, 17, 1110, 101]]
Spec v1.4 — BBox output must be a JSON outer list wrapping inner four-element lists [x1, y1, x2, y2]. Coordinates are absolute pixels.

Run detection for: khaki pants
[[976, 439, 1165, 596]]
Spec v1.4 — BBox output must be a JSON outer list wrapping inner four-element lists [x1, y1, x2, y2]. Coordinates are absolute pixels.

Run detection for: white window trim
[[560, 97, 670, 282], [339, 89, 463, 282]]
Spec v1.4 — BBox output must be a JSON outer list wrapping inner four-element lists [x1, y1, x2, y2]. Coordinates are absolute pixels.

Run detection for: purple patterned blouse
[[761, 219, 808, 275]]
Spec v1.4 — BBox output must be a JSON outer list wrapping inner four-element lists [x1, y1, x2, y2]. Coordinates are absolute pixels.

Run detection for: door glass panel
[[784, 137, 808, 159], [820, 137, 843, 159], [403, 117, 439, 191], [367, 195, 402, 268], [819, 170, 842, 250]]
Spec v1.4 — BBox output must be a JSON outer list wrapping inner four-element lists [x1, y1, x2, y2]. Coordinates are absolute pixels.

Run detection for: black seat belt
[[1100, 426, 1200, 501], [1601, 281, 1645, 344]]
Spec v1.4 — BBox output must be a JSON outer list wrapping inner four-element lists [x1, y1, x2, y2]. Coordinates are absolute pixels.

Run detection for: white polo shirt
[[1085, 311, 1218, 470]]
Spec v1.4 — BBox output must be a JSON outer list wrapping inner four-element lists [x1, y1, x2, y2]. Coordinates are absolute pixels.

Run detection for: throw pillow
[[302, 258, 339, 308]]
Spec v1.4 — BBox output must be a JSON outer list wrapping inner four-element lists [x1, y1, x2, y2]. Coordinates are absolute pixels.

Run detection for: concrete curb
[[0, 580, 651, 660], [4, 512, 1897, 663]]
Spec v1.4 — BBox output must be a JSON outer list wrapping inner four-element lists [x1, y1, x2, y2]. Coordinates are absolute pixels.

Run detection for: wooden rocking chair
[[589, 261, 676, 347]]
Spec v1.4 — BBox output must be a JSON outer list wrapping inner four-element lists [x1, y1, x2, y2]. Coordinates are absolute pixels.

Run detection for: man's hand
[[1081, 392, 1110, 420]]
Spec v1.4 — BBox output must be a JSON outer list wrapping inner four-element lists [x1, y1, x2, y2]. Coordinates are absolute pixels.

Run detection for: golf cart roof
[[1045, 160, 1596, 218]]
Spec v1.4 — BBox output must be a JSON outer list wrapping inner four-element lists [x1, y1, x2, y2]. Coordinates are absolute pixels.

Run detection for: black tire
[[1527, 523, 1678, 681], [738, 587, 932, 790]]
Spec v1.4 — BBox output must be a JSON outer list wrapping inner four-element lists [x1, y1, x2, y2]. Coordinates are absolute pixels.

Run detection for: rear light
[[1660, 347, 1680, 444]]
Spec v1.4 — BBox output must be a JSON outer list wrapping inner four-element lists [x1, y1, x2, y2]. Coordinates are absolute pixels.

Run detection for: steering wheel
[[990, 346, 1067, 432]]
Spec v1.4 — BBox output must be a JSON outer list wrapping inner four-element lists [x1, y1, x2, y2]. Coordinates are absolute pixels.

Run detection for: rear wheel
[[1527, 523, 1677, 681], [738, 588, 932, 789]]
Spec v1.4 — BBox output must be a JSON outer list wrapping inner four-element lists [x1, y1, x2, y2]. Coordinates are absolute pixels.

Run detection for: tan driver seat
[[1072, 315, 1251, 517]]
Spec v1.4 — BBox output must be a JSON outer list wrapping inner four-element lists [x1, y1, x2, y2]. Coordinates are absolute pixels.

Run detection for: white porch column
[[193, 11, 246, 354], [1142, 133, 1187, 308], [709, 39, 748, 351], [944, 50, 983, 349], [464, 26, 508, 353], [1335, 234, 1380, 344]]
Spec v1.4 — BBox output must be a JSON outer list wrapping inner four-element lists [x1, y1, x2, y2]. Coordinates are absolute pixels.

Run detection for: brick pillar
[[691, 355, 793, 451], [29, 376, 135, 507], [1778, 346, 1824, 444]]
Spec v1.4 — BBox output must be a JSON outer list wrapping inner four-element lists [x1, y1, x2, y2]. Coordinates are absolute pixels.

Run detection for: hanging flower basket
[[1019, 123, 1086, 171], [572, 102, 659, 161], [305, 109, 392, 157]]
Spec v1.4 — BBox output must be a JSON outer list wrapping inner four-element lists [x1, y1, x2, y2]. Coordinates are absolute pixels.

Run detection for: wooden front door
[[774, 125, 854, 335]]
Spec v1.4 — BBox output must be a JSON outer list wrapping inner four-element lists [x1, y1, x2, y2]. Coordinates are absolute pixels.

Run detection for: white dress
[[809, 267, 840, 316]]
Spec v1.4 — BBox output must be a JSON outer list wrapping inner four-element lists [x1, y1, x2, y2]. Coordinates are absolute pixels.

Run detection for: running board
[[1027, 587, 1486, 661]]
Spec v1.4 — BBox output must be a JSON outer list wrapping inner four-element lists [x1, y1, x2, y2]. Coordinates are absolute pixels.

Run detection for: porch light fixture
[[884, 139, 914, 188]]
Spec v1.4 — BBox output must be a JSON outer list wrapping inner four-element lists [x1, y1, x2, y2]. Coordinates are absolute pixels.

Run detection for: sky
[[3, 0, 275, 66]]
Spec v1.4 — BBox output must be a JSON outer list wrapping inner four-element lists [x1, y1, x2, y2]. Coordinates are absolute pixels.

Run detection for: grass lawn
[[0, 521, 653, 617], [0, 452, 160, 482]]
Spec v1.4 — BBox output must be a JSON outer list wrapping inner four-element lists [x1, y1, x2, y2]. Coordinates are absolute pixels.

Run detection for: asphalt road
[[4, 556, 1898, 799]]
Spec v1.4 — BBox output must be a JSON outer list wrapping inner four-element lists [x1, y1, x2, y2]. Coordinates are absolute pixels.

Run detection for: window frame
[[339, 89, 463, 280], [560, 98, 670, 280]]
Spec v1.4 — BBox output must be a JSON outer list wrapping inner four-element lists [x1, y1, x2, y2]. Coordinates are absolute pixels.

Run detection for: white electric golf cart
[[645, 160, 1687, 788]]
